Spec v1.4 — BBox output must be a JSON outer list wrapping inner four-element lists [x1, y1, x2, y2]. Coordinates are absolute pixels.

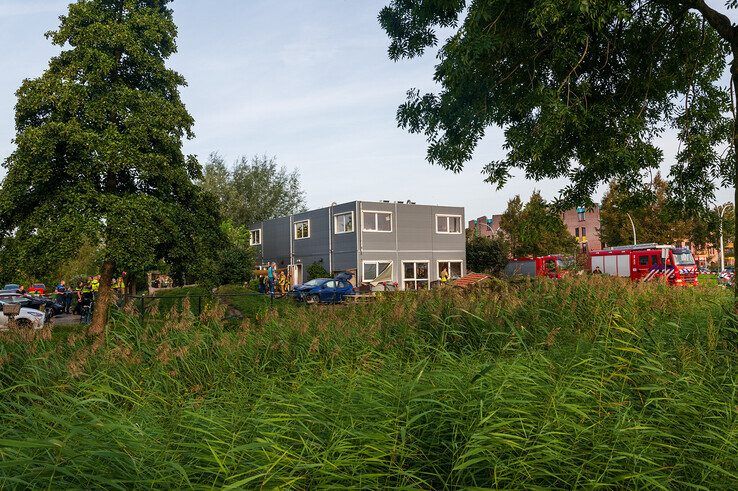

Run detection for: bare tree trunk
[[721, 60, 738, 315], [89, 260, 114, 336]]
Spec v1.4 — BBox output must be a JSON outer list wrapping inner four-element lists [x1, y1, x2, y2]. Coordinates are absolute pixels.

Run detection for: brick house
[[467, 205, 602, 252]]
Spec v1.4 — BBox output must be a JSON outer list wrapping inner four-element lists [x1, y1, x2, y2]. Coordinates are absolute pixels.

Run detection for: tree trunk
[[89, 260, 115, 336], [721, 57, 738, 315]]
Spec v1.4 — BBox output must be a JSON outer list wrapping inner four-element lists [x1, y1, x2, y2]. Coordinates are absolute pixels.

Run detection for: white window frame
[[435, 214, 462, 234], [401, 260, 430, 290], [294, 219, 310, 240], [250, 228, 262, 246], [334, 211, 355, 234], [437, 260, 463, 280], [362, 260, 393, 282], [362, 210, 393, 233]]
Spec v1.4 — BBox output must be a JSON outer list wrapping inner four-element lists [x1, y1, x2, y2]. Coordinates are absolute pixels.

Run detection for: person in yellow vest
[[90, 275, 100, 295], [116, 275, 125, 294], [440, 267, 449, 285]]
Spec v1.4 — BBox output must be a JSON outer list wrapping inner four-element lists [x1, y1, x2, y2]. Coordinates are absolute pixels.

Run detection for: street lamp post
[[611, 205, 637, 246], [718, 203, 734, 272], [625, 212, 637, 246]]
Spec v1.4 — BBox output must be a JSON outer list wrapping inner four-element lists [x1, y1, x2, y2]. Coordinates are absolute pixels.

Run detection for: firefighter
[[278, 270, 288, 296], [440, 267, 449, 284]]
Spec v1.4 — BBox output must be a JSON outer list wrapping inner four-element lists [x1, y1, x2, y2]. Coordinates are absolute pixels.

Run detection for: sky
[[0, 0, 735, 221]]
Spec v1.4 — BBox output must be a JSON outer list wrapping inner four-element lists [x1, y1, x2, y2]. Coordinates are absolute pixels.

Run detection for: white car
[[0, 301, 45, 330]]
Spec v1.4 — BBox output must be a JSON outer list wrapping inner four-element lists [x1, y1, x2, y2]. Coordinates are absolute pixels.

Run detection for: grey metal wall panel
[[254, 216, 292, 267], [249, 201, 360, 276], [331, 202, 358, 259], [357, 201, 398, 252], [358, 251, 465, 285], [431, 205, 466, 251], [292, 208, 330, 260]]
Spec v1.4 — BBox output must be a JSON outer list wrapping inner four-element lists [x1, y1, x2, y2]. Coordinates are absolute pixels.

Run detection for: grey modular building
[[249, 200, 466, 290]]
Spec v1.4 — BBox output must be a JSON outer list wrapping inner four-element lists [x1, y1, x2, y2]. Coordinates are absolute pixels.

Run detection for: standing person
[[440, 267, 449, 285], [74, 281, 85, 314], [91, 275, 100, 296], [55, 280, 70, 314], [267, 262, 276, 299], [16, 285, 26, 294], [278, 270, 287, 296], [258, 274, 265, 294]]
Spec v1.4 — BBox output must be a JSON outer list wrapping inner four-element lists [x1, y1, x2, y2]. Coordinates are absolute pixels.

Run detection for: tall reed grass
[[0, 277, 736, 488]]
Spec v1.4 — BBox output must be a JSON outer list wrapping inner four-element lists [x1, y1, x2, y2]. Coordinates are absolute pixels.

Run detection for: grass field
[[0, 278, 736, 488]]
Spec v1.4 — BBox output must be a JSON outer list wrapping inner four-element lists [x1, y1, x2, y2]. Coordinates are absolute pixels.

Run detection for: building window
[[362, 211, 392, 232], [581, 227, 586, 239], [437, 261, 462, 280], [436, 214, 462, 234], [250, 229, 262, 246], [294, 219, 310, 239], [575, 227, 580, 238], [576, 206, 586, 222], [362, 261, 392, 282], [403, 261, 429, 290], [334, 212, 354, 234]]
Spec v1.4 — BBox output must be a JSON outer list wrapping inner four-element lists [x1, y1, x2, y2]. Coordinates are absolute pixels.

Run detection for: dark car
[[293, 276, 355, 304], [0, 292, 63, 321], [3, 284, 19, 292]]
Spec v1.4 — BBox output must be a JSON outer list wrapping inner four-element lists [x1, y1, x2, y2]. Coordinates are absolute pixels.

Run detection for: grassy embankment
[[0, 277, 736, 488]]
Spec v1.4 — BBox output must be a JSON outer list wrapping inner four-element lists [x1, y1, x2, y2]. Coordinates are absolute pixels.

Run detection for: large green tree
[[499, 193, 577, 257], [600, 174, 736, 251], [200, 153, 307, 228], [600, 174, 696, 246], [380, 1, 738, 299], [466, 234, 510, 274], [0, 0, 223, 333]]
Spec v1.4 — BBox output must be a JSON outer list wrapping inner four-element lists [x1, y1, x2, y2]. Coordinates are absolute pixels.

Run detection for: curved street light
[[625, 212, 637, 246], [611, 204, 637, 245]]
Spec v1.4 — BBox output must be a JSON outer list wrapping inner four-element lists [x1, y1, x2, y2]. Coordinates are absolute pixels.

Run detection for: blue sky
[[0, 0, 734, 220]]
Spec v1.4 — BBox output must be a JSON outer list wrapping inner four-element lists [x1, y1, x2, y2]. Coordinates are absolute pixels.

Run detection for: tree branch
[[687, 0, 737, 46]]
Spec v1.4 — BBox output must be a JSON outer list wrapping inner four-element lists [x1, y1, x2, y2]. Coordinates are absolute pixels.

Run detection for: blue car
[[293, 275, 354, 304]]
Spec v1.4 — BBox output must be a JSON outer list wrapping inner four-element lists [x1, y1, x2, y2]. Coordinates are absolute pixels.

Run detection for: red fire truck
[[504, 255, 575, 279], [589, 244, 698, 285]]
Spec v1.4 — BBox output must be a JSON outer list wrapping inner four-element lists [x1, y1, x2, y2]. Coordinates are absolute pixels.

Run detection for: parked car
[[3, 284, 19, 292], [0, 301, 45, 330], [718, 270, 735, 288], [27, 283, 46, 295], [293, 276, 355, 304], [0, 292, 62, 321]]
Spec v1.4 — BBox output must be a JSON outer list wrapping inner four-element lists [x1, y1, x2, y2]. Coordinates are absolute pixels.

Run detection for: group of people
[[53, 274, 126, 315], [257, 262, 290, 298]]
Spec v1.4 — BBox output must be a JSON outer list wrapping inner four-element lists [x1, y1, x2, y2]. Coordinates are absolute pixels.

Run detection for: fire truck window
[[546, 260, 556, 270], [651, 255, 660, 265], [639, 256, 648, 266]]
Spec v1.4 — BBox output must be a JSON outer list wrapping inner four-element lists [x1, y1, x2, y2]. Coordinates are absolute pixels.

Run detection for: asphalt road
[[51, 314, 83, 326]]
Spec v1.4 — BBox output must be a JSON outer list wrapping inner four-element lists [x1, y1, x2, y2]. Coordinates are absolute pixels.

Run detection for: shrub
[[306, 261, 329, 280]]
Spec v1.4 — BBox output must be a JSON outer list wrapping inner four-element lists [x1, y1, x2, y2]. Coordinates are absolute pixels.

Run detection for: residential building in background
[[467, 215, 502, 237], [250, 200, 466, 289], [467, 205, 602, 252], [560, 205, 602, 252]]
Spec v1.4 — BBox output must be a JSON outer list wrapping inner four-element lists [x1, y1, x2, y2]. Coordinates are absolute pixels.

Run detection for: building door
[[293, 264, 303, 286]]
